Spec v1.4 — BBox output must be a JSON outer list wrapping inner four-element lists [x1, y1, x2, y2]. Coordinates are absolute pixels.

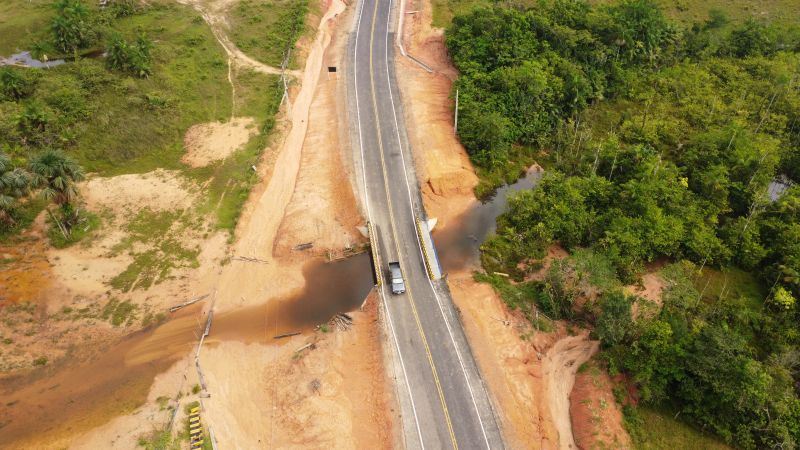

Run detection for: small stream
[[433, 167, 543, 272]]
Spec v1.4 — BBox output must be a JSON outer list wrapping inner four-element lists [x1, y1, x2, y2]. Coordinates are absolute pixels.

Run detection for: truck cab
[[388, 262, 405, 295]]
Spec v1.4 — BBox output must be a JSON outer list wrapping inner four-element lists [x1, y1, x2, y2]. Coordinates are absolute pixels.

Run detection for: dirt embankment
[[394, 0, 629, 448], [571, 359, 633, 450]]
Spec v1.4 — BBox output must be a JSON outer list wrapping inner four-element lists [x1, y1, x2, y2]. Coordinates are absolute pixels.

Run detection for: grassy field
[[0, 0, 52, 56], [431, 0, 800, 29], [72, 2, 233, 174], [228, 0, 314, 68], [589, 0, 800, 26], [631, 407, 733, 450]]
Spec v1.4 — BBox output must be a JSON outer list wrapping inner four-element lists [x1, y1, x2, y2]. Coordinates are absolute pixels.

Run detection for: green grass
[[190, 69, 283, 232], [570, 248, 622, 292], [0, 0, 52, 56], [46, 209, 100, 248], [693, 266, 766, 310], [1, 1, 232, 175], [0, 197, 47, 244], [229, 0, 313, 68], [101, 298, 139, 326], [588, 0, 800, 26], [137, 427, 181, 450], [76, 2, 232, 174], [108, 208, 200, 292], [630, 407, 733, 450]]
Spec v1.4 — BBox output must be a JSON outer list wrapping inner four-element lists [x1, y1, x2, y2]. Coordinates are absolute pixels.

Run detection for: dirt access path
[[193, 0, 395, 447], [393, 0, 621, 449]]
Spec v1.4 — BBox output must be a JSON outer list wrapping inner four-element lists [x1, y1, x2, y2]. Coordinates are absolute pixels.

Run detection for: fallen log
[[274, 331, 301, 339]]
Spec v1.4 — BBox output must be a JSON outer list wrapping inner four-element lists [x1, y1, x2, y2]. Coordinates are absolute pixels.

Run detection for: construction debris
[[295, 342, 316, 354], [188, 405, 204, 449], [293, 242, 314, 251], [274, 331, 301, 339], [232, 255, 269, 264], [168, 293, 210, 312], [330, 313, 353, 331]]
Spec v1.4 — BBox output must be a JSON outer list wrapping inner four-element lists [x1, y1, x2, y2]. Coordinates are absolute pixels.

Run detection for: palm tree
[[0, 152, 32, 226], [28, 149, 85, 234]]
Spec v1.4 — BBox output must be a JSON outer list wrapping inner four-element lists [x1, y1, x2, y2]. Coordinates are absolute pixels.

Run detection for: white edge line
[[353, 0, 426, 448], [383, 1, 493, 447]]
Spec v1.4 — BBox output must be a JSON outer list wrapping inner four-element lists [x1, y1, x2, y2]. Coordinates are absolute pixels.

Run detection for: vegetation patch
[[229, 0, 311, 68], [101, 298, 138, 327], [627, 407, 734, 450]]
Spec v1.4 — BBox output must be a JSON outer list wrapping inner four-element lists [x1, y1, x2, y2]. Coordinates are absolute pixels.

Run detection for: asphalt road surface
[[347, 0, 505, 448]]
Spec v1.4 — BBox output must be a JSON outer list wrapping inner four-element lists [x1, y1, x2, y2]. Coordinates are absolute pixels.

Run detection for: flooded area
[[0, 51, 65, 68], [208, 251, 375, 343], [0, 252, 374, 447], [433, 167, 542, 272]]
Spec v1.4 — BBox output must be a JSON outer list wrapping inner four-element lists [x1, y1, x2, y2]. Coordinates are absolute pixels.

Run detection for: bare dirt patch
[[571, 360, 633, 450], [201, 296, 393, 449], [395, 0, 478, 228], [448, 273, 561, 448], [82, 169, 197, 214], [182, 117, 258, 167]]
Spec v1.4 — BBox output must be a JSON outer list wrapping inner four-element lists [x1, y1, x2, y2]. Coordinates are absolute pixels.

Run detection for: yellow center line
[[365, 0, 458, 448]]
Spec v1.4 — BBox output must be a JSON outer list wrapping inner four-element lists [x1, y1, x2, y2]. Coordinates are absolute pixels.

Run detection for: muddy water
[[0, 253, 374, 446], [433, 167, 542, 272], [0, 304, 201, 447], [211, 252, 375, 342]]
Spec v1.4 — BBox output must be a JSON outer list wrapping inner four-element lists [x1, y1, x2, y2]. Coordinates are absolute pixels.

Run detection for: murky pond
[[0, 253, 374, 446], [211, 252, 375, 342], [433, 167, 542, 272], [0, 51, 65, 68]]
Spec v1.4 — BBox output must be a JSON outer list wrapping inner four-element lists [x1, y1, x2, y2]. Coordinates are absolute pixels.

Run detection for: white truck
[[388, 261, 405, 295]]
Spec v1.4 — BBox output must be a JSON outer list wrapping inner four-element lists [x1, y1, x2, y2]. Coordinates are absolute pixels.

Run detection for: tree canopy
[[453, 1, 800, 447]]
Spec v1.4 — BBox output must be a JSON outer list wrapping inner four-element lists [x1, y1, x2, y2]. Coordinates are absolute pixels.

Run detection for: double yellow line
[[365, 0, 458, 448]]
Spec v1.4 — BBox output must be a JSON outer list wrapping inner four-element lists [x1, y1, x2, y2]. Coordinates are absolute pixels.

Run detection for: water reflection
[[434, 167, 542, 272], [1, 51, 65, 68]]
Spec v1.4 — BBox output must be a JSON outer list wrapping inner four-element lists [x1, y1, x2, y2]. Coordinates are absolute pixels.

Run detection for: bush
[[106, 32, 153, 78]]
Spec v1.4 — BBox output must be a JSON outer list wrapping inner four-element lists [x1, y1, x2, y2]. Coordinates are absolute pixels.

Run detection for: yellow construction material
[[368, 222, 381, 287], [415, 217, 435, 280]]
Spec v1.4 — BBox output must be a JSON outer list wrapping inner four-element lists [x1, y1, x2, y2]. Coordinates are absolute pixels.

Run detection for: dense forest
[[447, 0, 800, 448]]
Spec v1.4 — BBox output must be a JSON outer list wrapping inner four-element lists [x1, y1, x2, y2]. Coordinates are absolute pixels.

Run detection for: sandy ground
[[274, 19, 364, 257], [182, 117, 258, 167], [393, 0, 629, 449], [570, 359, 633, 450], [202, 296, 392, 449], [1, 0, 393, 447]]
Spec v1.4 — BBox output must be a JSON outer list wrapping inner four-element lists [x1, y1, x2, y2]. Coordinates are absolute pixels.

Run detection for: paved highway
[[347, 0, 505, 448]]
